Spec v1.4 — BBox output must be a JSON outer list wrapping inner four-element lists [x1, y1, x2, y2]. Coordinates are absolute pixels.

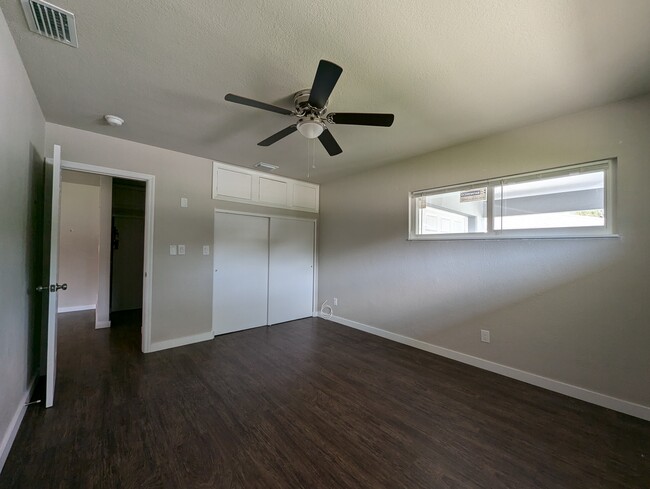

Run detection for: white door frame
[[53, 159, 155, 353], [213, 208, 319, 336]]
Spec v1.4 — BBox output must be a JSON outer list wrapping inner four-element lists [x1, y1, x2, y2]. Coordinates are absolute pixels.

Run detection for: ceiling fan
[[224, 60, 394, 156]]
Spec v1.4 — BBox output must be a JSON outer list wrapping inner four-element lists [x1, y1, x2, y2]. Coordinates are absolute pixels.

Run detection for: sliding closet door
[[213, 212, 269, 334], [268, 218, 315, 325]]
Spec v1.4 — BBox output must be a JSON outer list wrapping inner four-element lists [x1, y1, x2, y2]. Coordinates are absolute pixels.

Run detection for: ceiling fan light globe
[[297, 120, 324, 139]]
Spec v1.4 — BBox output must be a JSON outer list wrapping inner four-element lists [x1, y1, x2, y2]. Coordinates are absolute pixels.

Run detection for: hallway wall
[[58, 176, 100, 311]]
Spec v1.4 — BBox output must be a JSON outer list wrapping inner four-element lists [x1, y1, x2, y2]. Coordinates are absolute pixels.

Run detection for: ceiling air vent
[[21, 0, 78, 47], [255, 162, 279, 172]]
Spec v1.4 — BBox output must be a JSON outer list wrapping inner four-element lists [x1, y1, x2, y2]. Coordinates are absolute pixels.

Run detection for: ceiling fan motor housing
[[294, 89, 327, 139], [294, 89, 327, 115]]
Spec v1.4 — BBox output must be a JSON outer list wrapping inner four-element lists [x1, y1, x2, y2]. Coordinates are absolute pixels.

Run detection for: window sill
[[408, 234, 620, 242]]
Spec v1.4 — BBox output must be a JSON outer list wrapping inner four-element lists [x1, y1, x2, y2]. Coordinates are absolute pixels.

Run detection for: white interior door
[[213, 212, 269, 334], [268, 218, 315, 325], [41, 145, 64, 408]]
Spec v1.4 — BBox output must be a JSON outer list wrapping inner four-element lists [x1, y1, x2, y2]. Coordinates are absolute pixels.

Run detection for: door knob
[[36, 283, 68, 292]]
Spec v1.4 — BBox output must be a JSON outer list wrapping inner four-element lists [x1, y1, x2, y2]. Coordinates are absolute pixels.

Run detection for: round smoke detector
[[104, 115, 124, 127]]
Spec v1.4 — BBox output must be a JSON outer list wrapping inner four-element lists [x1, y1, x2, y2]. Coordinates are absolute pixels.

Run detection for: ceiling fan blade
[[258, 124, 298, 146], [329, 113, 395, 127], [225, 93, 293, 116], [318, 128, 343, 156], [308, 60, 343, 109]]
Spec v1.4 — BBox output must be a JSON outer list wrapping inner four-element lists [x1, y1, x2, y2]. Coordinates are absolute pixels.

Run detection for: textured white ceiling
[[2, 0, 650, 182]]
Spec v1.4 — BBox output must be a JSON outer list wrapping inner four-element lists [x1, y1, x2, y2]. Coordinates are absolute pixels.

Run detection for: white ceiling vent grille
[[21, 0, 78, 47], [255, 162, 279, 172]]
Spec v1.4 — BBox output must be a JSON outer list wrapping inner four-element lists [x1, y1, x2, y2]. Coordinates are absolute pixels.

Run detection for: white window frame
[[408, 159, 616, 240]]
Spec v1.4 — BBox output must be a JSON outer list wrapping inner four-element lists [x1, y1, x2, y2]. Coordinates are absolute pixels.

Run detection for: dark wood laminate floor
[[1, 311, 649, 488]]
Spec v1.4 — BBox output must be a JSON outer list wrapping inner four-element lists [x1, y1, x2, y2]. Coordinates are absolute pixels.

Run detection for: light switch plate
[[481, 329, 490, 343], [178, 244, 186, 255], [169, 245, 177, 256], [202, 245, 210, 255], [180, 197, 188, 208]]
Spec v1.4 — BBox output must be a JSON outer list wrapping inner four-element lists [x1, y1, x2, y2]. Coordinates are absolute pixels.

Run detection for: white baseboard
[[95, 320, 111, 329], [148, 331, 214, 353], [323, 314, 650, 422], [57, 304, 96, 313], [0, 376, 36, 474]]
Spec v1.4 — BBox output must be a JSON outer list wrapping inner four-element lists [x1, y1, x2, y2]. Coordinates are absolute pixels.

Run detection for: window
[[410, 159, 615, 239]]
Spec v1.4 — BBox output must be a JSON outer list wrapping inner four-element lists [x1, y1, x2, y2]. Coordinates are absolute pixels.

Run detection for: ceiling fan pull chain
[[305, 138, 317, 178], [306, 139, 311, 178]]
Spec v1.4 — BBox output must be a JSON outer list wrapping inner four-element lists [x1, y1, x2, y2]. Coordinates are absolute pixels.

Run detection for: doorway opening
[[109, 178, 146, 344], [58, 160, 155, 353], [56, 171, 149, 351]]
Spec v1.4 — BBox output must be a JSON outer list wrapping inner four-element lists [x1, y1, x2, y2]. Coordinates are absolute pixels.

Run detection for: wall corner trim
[[322, 314, 650, 422], [0, 376, 37, 474], [148, 331, 214, 353]]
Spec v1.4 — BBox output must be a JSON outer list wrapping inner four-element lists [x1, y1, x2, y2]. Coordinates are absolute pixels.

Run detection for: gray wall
[[45, 123, 317, 345], [0, 8, 45, 463], [58, 180, 100, 310], [318, 93, 650, 408]]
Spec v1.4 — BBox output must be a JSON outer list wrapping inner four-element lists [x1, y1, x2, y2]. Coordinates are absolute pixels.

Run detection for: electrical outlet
[[481, 329, 491, 343], [180, 197, 188, 208], [169, 245, 177, 256], [203, 245, 210, 255], [178, 244, 186, 255], [333, 297, 338, 306]]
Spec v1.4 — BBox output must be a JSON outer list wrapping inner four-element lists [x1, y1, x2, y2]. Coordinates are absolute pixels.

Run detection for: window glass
[[494, 171, 605, 230], [415, 187, 487, 235]]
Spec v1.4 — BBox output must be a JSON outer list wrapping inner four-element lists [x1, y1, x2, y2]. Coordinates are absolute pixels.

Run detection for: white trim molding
[[0, 376, 36, 473], [323, 314, 650, 422], [149, 331, 214, 353], [57, 304, 95, 313], [95, 320, 111, 329]]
